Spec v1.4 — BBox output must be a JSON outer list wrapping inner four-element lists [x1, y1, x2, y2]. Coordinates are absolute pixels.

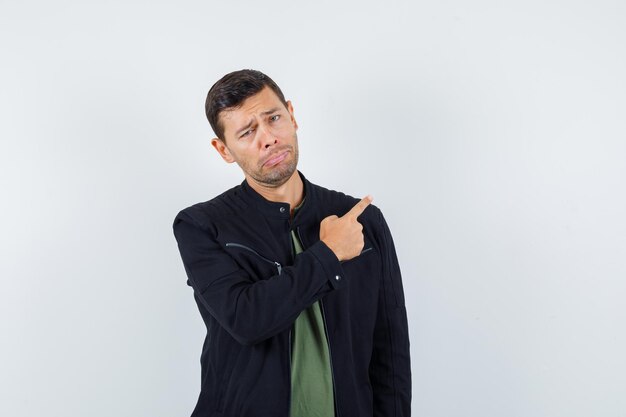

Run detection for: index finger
[[345, 195, 373, 219]]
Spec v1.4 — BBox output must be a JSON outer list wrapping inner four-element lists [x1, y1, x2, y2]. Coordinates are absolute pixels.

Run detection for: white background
[[1, 1, 625, 416]]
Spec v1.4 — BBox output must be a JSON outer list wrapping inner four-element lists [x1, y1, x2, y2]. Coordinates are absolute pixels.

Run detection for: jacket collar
[[240, 170, 314, 220]]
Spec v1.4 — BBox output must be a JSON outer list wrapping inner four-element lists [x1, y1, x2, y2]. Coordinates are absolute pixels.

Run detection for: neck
[[245, 170, 304, 215]]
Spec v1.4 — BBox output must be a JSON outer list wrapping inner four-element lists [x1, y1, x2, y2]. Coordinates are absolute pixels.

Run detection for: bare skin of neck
[[244, 170, 304, 218]]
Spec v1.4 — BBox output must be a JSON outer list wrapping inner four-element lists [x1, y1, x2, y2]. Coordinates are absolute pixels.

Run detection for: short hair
[[205, 69, 288, 141]]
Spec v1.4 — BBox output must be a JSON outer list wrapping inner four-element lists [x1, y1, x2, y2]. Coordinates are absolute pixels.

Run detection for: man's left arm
[[369, 208, 412, 416]]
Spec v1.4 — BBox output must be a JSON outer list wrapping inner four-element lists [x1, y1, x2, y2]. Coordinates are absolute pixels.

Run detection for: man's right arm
[[172, 211, 344, 346]]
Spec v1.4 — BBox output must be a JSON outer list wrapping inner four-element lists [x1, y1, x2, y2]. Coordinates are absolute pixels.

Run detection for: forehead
[[220, 86, 285, 134]]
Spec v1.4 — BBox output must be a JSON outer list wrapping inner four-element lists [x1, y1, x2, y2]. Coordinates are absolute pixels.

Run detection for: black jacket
[[172, 171, 411, 417]]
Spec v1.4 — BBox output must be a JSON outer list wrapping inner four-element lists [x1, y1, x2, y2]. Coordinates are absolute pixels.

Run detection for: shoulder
[[172, 184, 248, 231], [310, 181, 383, 227]]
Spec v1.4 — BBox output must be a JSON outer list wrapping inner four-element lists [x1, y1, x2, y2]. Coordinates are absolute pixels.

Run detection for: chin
[[260, 162, 298, 186]]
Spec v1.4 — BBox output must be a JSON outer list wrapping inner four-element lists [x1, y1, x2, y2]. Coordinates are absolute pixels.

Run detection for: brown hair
[[205, 69, 288, 141]]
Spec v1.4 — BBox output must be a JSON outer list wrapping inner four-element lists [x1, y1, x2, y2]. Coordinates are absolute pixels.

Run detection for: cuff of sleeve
[[307, 240, 346, 290]]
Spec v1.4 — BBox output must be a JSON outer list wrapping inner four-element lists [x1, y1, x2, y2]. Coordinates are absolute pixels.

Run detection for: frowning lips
[[262, 147, 291, 167]]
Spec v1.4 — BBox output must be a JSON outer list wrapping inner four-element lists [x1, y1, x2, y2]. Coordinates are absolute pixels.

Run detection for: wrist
[[321, 238, 343, 262]]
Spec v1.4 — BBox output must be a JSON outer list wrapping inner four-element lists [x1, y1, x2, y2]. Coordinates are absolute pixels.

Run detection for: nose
[[257, 123, 278, 149]]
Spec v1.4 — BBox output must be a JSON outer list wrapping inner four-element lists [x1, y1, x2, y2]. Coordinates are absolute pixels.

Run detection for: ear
[[286, 100, 298, 130], [211, 137, 236, 163]]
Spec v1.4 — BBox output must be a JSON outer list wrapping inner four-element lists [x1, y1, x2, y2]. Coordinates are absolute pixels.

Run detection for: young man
[[173, 69, 411, 416]]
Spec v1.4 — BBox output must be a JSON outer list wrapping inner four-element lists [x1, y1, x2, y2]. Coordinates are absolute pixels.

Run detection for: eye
[[240, 129, 254, 139], [270, 114, 280, 122]]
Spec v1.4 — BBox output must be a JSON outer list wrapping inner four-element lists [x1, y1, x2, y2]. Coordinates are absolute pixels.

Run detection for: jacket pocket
[[340, 245, 375, 265], [225, 242, 283, 275]]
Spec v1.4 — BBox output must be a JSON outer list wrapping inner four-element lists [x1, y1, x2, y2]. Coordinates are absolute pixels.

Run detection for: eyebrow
[[261, 107, 281, 116], [235, 120, 253, 137], [234, 107, 282, 136]]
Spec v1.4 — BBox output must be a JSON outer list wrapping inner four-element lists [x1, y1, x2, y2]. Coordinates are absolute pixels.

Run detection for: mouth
[[263, 150, 289, 167]]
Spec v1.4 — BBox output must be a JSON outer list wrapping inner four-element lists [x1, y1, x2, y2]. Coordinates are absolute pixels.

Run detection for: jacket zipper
[[319, 298, 340, 417], [288, 327, 292, 414], [296, 227, 341, 417], [287, 228, 295, 415], [224, 242, 282, 275]]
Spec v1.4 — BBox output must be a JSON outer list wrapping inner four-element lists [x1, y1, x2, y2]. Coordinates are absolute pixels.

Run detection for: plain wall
[[1, 0, 624, 416]]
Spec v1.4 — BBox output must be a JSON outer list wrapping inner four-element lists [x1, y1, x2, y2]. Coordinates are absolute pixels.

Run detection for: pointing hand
[[319, 195, 373, 262]]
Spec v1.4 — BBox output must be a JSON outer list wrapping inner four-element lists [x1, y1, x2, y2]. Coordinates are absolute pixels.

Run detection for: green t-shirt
[[289, 201, 335, 417]]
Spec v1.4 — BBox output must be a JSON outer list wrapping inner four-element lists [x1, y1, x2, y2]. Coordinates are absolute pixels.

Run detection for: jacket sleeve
[[172, 211, 345, 346], [369, 209, 412, 416]]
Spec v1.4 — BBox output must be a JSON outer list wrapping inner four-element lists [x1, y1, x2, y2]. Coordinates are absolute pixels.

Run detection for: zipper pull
[[275, 262, 282, 275]]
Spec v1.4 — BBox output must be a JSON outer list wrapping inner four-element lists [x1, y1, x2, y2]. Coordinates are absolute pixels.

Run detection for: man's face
[[211, 86, 299, 187]]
